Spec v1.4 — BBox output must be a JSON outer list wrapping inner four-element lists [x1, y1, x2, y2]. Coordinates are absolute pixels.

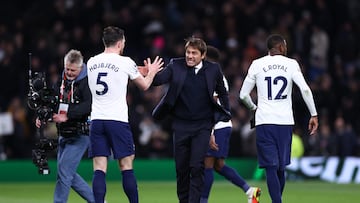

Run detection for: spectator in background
[[308, 24, 329, 81], [147, 128, 170, 159], [334, 115, 358, 157], [317, 122, 337, 156], [4, 97, 33, 159], [137, 114, 170, 159]]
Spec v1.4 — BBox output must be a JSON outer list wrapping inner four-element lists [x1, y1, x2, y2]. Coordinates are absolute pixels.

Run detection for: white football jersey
[[87, 53, 141, 122], [214, 76, 232, 129], [241, 55, 316, 125]]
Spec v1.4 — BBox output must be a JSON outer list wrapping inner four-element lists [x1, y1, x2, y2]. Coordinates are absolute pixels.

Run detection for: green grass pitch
[[0, 180, 359, 202]]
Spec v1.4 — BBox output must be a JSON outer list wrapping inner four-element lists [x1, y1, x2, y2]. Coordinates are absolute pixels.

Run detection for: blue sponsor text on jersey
[[263, 64, 288, 72], [89, 62, 119, 72]]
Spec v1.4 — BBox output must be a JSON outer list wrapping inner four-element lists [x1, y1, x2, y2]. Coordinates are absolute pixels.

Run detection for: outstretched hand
[[144, 56, 164, 75]]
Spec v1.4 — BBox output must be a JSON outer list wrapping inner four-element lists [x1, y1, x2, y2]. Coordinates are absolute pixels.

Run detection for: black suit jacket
[[151, 58, 231, 122]]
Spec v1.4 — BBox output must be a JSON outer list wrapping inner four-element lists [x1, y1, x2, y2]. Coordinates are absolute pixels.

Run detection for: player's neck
[[269, 50, 283, 56], [104, 47, 121, 55]]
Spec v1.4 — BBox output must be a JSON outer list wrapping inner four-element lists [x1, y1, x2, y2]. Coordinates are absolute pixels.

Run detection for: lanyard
[[59, 72, 74, 103]]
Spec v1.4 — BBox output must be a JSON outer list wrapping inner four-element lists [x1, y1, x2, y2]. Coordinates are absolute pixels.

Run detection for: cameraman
[[36, 49, 95, 203]]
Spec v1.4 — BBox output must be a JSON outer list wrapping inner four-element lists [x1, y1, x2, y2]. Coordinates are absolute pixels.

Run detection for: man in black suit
[[151, 37, 231, 203]]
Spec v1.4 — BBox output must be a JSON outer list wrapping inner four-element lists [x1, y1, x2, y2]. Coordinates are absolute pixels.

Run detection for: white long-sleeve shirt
[[239, 54, 317, 126]]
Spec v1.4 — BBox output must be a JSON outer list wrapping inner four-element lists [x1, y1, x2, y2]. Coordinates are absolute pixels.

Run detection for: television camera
[[27, 53, 58, 175], [27, 71, 57, 121]]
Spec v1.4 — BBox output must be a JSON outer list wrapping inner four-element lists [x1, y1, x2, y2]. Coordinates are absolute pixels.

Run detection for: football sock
[[92, 170, 106, 203], [218, 165, 250, 192], [122, 169, 139, 203], [201, 168, 214, 200], [277, 169, 286, 194], [265, 167, 282, 203]]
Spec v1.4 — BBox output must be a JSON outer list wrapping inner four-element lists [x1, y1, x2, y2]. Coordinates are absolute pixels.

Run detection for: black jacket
[[151, 58, 231, 122], [55, 64, 92, 130]]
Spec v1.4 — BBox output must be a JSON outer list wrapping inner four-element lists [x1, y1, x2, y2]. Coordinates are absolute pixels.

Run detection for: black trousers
[[173, 124, 212, 203]]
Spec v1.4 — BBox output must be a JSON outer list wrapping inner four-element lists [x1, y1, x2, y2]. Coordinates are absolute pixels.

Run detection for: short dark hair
[[102, 26, 124, 47], [184, 37, 207, 55], [206, 45, 221, 62], [266, 34, 285, 50]]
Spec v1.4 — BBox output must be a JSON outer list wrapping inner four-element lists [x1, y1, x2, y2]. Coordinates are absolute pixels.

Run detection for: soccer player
[[200, 45, 261, 203], [239, 34, 318, 203], [86, 26, 163, 203]]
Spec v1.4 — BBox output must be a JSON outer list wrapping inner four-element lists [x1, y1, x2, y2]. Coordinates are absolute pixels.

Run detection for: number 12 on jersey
[[265, 76, 288, 100]]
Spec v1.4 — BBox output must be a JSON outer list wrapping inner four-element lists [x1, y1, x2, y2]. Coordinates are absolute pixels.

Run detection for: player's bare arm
[[133, 56, 164, 91]]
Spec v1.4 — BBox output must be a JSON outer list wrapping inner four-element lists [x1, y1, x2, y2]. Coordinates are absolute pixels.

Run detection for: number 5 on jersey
[[96, 72, 108, 95]]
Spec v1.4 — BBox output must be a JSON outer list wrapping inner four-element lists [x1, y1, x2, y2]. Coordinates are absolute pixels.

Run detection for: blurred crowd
[[0, 0, 359, 160]]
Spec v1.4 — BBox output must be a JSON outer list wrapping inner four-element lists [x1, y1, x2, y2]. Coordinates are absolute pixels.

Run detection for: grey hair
[[64, 49, 83, 67]]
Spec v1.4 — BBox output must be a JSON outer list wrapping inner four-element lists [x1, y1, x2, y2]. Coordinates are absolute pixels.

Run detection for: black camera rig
[[27, 53, 58, 175], [31, 125, 57, 175], [27, 68, 57, 121]]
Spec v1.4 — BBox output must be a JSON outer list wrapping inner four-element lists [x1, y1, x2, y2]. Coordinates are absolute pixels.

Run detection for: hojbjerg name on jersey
[[89, 62, 119, 72], [263, 64, 288, 72]]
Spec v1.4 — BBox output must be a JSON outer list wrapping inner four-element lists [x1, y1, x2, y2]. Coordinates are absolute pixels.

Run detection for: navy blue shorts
[[256, 124, 292, 170], [206, 127, 231, 158], [88, 120, 135, 159]]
